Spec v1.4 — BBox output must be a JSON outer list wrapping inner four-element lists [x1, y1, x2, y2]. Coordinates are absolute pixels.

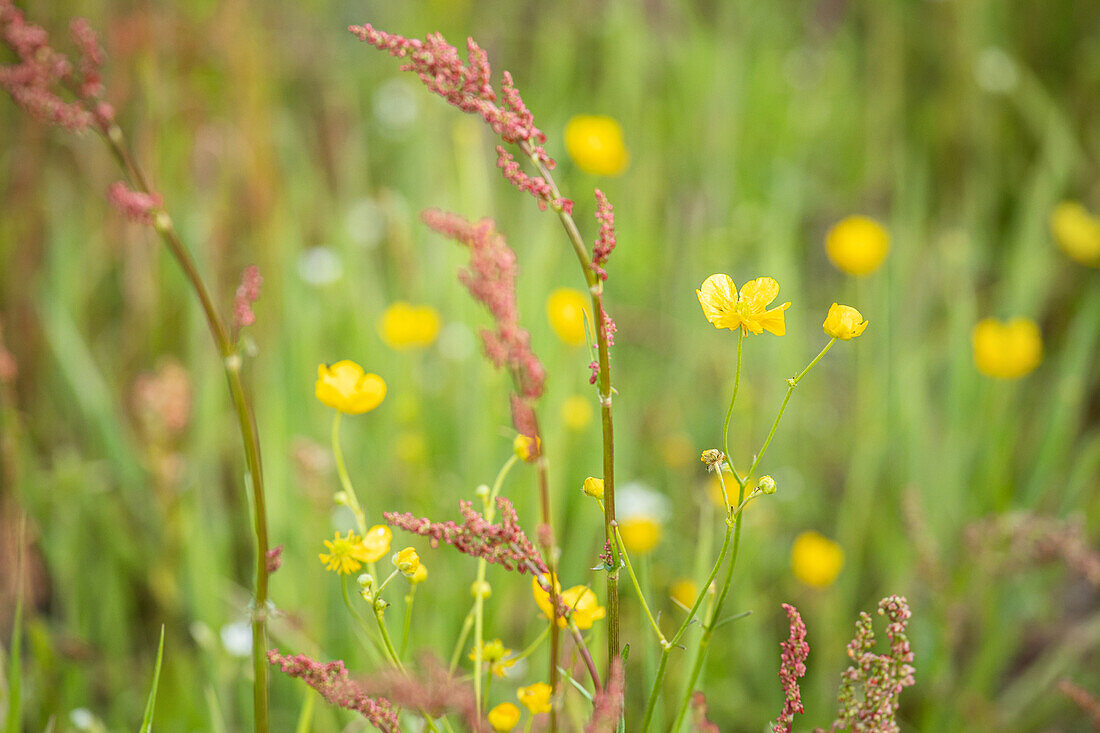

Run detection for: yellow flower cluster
[[697, 275, 790, 336], [315, 360, 386, 414], [377, 301, 442, 350], [790, 530, 844, 588], [1050, 200, 1100, 267], [545, 288, 591, 346], [531, 575, 606, 630], [971, 317, 1042, 379], [563, 115, 630, 177], [318, 525, 392, 575], [825, 215, 890, 276]]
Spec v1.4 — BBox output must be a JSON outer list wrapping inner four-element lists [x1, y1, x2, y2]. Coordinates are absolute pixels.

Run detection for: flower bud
[[513, 434, 541, 462], [357, 573, 374, 591], [475, 484, 490, 499], [700, 449, 724, 469], [392, 547, 420, 577], [583, 476, 605, 500], [470, 580, 492, 599], [757, 475, 777, 495], [333, 491, 349, 506]]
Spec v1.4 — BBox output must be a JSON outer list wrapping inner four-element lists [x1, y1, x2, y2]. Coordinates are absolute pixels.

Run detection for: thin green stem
[[613, 526, 667, 647], [670, 339, 839, 730], [374, 605, 406, 674], [401, 586, 416, 659], [721, 329, 746, 488], [523, 142, 619, 673], [331, 412, 366, 534], [515, 625, 551, 662], [99, 122, 270, 733], [449, 608, 476, 674]]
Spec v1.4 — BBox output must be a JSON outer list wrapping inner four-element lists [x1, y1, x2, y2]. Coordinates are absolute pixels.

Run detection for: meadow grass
[[1, 0, 1099, 730]]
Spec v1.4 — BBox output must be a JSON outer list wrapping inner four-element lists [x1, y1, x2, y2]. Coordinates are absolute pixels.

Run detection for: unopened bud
[[475, 484, 490, 499], [470, 580, 492, 599], [757, 475, 777, 495], [392, 547, 420, 577], [583, 476, 605, 500]]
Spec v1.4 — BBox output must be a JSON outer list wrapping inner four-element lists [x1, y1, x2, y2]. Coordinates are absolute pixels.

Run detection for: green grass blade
[[137, 626, 166, 733], [2, 517, 25, 733]]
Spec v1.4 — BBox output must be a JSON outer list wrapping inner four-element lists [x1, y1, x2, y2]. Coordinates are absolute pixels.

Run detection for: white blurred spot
[[373, 79, 419, 137], [297, 246, 344, 286], [975, 47, 1018, 93], [220, 619, 253, 658], [70, 709, 101, 731], [437, 322, 475, 362], [345, 198, 384, 250], [616, 482, 671, 521]]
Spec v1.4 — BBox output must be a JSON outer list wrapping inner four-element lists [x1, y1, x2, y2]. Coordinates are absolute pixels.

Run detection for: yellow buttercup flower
[[517, 682, 553, 715], [377, 301, 442, 350], [823, 303, 868, 340], [488, 702, 521, 731], [315, 361, 386, 414], [561, 395, 593, 431], [563, 115, 629, 177], [618, 516, 661, 555], [531, 575, 606, 629], [468, 639, 516, 678], [697, 275, 790, 336], [971, 318, 1042, 379], [513, 434, 541, 462], [319, 530, 371, 575], [546, 288, 591, 346], [392, 547, 420, 577], [825, 215, 890, 276], [361, 525, 393, 563], [669, 579, 698, 608], [791, 531, 844, 588], [582, 476, 604, 500], [1050, 201, 1100, 267], [410, 563, 428, 584]]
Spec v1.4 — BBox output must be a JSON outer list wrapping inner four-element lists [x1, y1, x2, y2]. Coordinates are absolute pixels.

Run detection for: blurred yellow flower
[[377, 301, 442, 350], [531, 575, 606, 629], [1050, 201, 1100, 267], [517, 682, 553, 715], [823, 303, 868, 340], [971, 317, 1043, 379], [669, 579, 698, 608], [659, 434, 694, 468], [825, 215, 890, 276], [582, 476, 605, 500], [392, 547, 420, 576], [315, 361, 386, 414], [319, 530, 371, 575], [513, 434, 541, 462], [488, 702, 521, 731], [564, 115, 630, 176], [561, 395, 593, 431], [410, 563, 428, 584], [791, 531, 844, 588], [546, 288, 591, 346], [362, 525, 393, 563], [697, 274, 790, 336], [618, 516, 661, 555], [469, 639, 515, 678]]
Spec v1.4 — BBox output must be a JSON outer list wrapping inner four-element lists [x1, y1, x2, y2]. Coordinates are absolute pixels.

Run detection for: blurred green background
[[2, 0, 1099, 730]]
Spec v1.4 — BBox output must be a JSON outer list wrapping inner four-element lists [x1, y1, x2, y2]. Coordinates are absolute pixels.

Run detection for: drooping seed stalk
[[100, 122, 271, 733]]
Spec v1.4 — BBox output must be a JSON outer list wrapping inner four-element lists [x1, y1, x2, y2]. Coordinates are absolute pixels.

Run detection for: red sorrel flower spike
[[773, 603, 809, 733], [591, 189, 617, 280], [233, 264, 263, 328], [384, 497, 548, 576], [267, 650, 399, 732], [107, 181, 162, 224]]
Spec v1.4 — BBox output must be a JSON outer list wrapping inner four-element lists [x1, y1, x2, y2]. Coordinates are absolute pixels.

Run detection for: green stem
[[401, 586, 416, 659], [331, 412, 366, 534], [449, 608, 476, 674], [670, 339, 838, 730], [523, 142, 620, 673], [99, 122, 270, 733], [515, 625, 551, 661], [721, 329, 746, 488], [613, 526, 667, 647]]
